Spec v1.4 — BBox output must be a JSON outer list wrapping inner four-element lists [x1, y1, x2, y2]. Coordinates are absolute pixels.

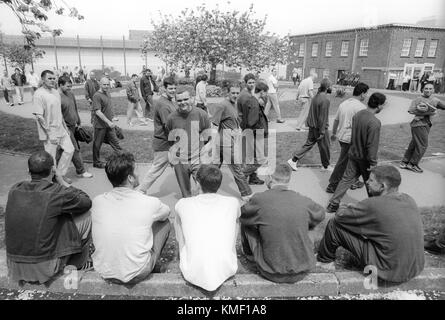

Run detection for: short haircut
[[41, 70, 54, 79], [105, 152, 136, 188], [244, 73, 256, 83], [353, 82, 370, 96], [58, 76, 72, 86], [131, 74, 138, 78], [15, 68, 20, 72], [228, 81, 242, 90], [163, 76, 177, 88], [370, 165, 401, 189], [273, 164, 292, 184], [175, 87, 191, 96], [28, 151, 54, 177], [196, 165, 223, 193], [318, 78, 331, 92], [254, 81, 269, 93], [200, 74, 208, 81], [368, 92, 386, 109]]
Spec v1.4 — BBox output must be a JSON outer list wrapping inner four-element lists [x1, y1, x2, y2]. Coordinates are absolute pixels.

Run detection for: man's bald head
[[28, 151, 54, 178], [99, 77, 110, 92]]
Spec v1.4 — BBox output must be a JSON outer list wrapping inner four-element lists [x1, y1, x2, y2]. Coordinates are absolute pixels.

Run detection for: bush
[[177, 77, 196, 86], [206, 85, 223, 97]]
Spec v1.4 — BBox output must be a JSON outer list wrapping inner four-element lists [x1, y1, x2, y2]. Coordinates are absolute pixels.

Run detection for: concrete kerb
[[0, 251, 444, 298]]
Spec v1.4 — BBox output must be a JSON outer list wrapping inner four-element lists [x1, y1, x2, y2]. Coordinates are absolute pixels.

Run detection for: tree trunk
[[209, 62, 217, 85]]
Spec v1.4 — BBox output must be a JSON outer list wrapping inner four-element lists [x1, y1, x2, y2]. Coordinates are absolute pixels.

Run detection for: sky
[[0, 0, 444, 38]]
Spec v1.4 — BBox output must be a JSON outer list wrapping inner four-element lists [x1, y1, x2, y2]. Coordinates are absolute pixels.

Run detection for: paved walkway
[[0, 89, 414, 132]]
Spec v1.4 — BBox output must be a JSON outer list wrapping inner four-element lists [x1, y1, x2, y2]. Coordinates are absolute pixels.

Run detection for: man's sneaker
[[326, 202, 339, 213], [406, 163, 423, 173], [248, 175, 264, 185], [77, 172, 93, 178], [321, 165, 334, 172], [18, 101, 24, 105], [9, 103, 14, 107], [276, 119, 285, 123], [424, 239, 445, 255], [145, 117, 154, 122], [325, 185, 336, 194], [399, 161, 408, 169], [62, 176, 72, 184], [287, 158, 298, 171], [93, 162, 106, 169], [350, 181, 365, 190]]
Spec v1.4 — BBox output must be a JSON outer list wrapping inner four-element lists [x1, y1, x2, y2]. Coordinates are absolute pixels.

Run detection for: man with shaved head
[[84, 71, 100, 123], [91, 77, 123, 168]]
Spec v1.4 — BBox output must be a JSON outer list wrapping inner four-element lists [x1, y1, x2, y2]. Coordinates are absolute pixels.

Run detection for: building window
[[428, 40, 438, 57], [299, 43, 305, 57], [401, 39, 412, 57], [359, 39, 368, 56], [415, 39, 426, 57], [312, 43, 318, 57], [340, 41, 349, 57], [323, 69, 330, 79], [325, 41, 333, 57]]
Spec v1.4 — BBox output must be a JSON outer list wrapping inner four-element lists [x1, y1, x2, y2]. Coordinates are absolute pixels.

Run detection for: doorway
[[404, 63, 435, 92]]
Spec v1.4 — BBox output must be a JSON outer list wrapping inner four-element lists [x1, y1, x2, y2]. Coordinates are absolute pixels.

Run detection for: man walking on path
[[195, 74, 209, 114], [295, 71, 317, 131], [140, 68, 159, 120], [11, 68, 26, 105], [33, 70, 74, 187], [91, 77, 123, 169], [27, 70, 40, 95], [326, 92, 387, 213], [57, 76, 93, 179], [1, 71, 14, 106], [84, 72, 100, 124], [325, 83, 369, 193], [138, 77, 177, 194], [264, 69, 285, 123], [400, 83, 445, 173], [126, 74, 148, 127], [288, 79, 333, 172], [237, 73, 256, 123], [317, 165, 425, 284], [211, 82, 252, 200], [166, 88, 211, 198]]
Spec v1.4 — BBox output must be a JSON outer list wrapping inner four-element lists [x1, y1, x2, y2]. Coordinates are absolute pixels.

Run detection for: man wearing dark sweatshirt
[[326, 92, 386, 213], [288, 78, 332, 171], [317, 165, 424, 284]]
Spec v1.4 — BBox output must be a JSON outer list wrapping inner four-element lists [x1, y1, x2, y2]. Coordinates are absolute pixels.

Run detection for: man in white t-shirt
[[295, 71, 317, 131], [326, 82, 369, 193], [33, 70, 74, 187], [27, 70, 40, 95], [92, 152, 171, 284], [264, 69, 284, 123], [174, 165, 239, 291]]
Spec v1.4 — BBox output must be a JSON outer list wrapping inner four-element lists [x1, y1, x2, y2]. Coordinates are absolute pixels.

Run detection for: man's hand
[[109, 122, 117, 129], [317, 133, 325, 141], [330, 134, 337, 142], [368, 165, 377, 171]]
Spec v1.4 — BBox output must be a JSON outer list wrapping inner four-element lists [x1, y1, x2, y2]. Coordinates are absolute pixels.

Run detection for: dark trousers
[[292, 127, 330, 168], [437, 227, 445, 249], [3, 88, 10, 103], [327, 142, 350, 190], [144, 95, 154, 118], [402, 125, 430, 166], [218, 147, 252, 197], [56, 126, 85, 174], [173, 163, 200, 198], [402, 81, 410, 91], [329, 158, 371, 205], [317, 218, 367, 266], [93, 127, 122, 165]]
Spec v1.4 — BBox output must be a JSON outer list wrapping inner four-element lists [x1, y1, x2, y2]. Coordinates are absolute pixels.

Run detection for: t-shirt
[[211, 98, 240, 147], [297, 77, 314, 99], [92, 91, 114, 128], [335, 192, 424, 283], [152, 95, 177, 152], [334, 98, 367, 143], [60, 90, 80, 128], [92, 187, 170, 283], [266, 74, 278, 94], [166, 107, 211, 162], [195, 81, 207, 105], [174, 193, 239, 291], [33, 87, 67, 141]]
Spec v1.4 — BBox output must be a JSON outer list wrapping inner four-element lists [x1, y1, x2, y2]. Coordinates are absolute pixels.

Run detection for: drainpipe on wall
[[302, 36, 307, 78], [384, 29, 394, 89], [351, 30, 358, 73]]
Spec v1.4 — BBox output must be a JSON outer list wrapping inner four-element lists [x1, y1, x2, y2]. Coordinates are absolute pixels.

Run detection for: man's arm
[[366, 121, 381, 166], [152, 199, 171, 222], [306, 200, 326, 230], [33, 94, 57, 143], [197, 83, 207, 105], [240, 195, 261, 226], [61, 187, 92, 216]]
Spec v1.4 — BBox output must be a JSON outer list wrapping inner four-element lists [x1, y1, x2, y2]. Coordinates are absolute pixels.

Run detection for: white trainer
[[287, 158, 298, 171], [78, 172, 93, 178]]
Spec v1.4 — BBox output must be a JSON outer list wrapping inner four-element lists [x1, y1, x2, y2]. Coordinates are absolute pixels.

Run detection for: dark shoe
[[325, 185, 336, 194], [248, 175, 264, 185], [350, 181, 365, 190], [399, 161, 408, 169], [62, 176, 72, 184], [326, 202, 339, 213], [93, 162, 106, 169], [276, 119, 285, 123], [424, 239, 445, 255], [406, 163, 423, 173]]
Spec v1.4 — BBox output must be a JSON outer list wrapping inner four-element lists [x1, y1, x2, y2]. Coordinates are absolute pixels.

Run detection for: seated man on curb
[[5, 151, 93, 284], [240, 164, 325, 283], [174, 165, 239, 291], [317, 165, 425, 283], [91, 152, 171, 284], [424, 226, 445, 255]]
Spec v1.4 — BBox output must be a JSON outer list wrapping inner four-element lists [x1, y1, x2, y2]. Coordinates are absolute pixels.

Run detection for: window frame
[[414, 39, 425, 57], [311, 42, 319, 57], [359, 38, 369, 57], [340, 41, 349, 57], [428, 40, 438, 58], [401, 38, 412, 57], [298, 43, 305, 57], [325, 41, 333, 57]]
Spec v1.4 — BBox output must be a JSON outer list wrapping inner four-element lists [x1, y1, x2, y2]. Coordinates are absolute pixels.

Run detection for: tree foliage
[[4, 42, 44, 71], [0, 0, 83, 47], [143, 2, 289, 80]]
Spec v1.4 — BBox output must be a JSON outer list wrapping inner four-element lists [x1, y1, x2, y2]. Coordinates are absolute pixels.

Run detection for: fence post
[[77, 35, 82, 69], [123, 35, 127, 78], [53, 35, 59, 70], [100, 36, 104, 72]]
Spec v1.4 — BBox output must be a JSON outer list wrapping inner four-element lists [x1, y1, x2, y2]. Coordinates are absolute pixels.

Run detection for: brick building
[[287, 24, 445, 90]]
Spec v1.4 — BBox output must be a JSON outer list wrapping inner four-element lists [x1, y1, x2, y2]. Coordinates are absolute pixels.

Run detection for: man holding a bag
[[58, 76, 93, 179], [126, 74, 148, 126]]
